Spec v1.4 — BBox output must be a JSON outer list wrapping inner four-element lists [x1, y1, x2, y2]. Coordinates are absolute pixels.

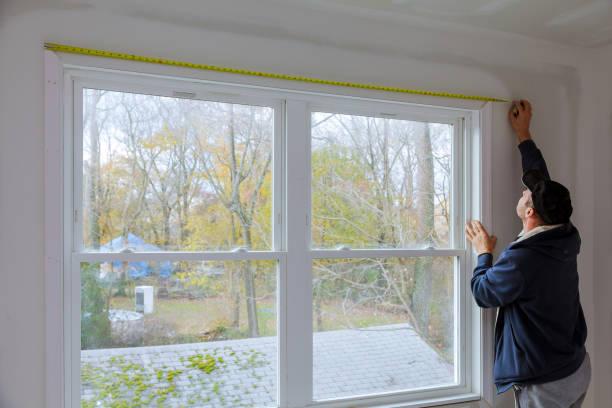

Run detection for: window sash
[[72, 78, 285, 254], [73, 251, 286, 262], [64, 69, 479, 408], [308, 106, 464, 251], [309, 249, 464, 259]]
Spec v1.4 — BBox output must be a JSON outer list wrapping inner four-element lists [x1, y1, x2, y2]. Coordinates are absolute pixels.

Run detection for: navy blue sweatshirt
[[471, 140, 587, 393]]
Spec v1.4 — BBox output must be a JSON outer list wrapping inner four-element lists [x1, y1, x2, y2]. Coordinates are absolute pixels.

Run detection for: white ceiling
[[300, 0, 612, 47], [3, 0, 612, 48]]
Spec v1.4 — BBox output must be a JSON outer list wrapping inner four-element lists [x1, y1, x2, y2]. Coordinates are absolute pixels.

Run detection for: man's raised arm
[[509, 100, 551, 180]]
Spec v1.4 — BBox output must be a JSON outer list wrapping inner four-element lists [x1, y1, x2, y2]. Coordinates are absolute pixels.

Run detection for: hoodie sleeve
[[471, 250, 526, 308], [518, 139, 550, 180]]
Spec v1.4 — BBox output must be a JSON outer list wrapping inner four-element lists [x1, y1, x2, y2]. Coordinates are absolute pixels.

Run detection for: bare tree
[[84, 89, 105, 249], [312, 115, 432, 334], [197, 104, 272, 337], [411, 123, 435, 336]]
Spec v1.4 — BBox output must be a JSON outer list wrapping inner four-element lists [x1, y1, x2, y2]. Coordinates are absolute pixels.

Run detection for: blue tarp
[[100, 233, 172, 279]]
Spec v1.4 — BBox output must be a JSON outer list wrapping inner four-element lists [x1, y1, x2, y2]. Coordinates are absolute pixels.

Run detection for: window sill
[[372, 394, 487, 408], [306, 393, 486, 408]]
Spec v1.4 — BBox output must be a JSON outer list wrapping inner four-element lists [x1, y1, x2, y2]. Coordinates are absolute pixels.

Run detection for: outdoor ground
[[109, 296, 412, 340], [107, 295, 451, 361]]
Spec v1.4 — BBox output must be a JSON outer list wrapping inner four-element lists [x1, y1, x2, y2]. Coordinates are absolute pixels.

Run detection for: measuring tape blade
[[44, 43, 508, 103]]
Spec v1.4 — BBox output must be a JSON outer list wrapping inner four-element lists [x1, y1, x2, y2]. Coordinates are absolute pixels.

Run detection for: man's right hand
[[465, 220, 497, 255], [509, 99, 532, 143]]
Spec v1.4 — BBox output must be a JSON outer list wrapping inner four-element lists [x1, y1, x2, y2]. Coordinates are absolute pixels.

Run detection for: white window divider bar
[[69, 256, 81, 408], [309, 249, 464, 259], [285, 99, 313, 407], [73, 250, 286, 263], [278, 255, 289, 408]]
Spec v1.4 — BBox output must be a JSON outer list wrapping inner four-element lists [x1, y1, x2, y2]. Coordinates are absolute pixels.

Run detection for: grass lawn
[[110, 296, 277, 340], [108, 295, 450, 362], [111, 296, 408, 340]]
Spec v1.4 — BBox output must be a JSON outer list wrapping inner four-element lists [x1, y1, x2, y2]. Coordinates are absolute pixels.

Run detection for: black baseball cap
[[521, 169, 573, 224]]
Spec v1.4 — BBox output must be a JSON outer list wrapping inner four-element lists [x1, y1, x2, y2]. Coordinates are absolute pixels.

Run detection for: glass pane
[[82, 88, 274, 251], [312, 257, 455, 400], [311, 112, 452, 249], [80, 260, 277, 407]]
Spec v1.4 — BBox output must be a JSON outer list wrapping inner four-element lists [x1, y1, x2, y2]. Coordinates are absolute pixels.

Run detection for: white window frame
[[44, 50, 494, 408], [68, 74, 287, 408], [303, 101, 470, 408]]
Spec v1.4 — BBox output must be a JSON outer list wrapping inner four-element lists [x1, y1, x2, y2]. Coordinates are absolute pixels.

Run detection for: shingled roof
[[81, 323, 453, 407]]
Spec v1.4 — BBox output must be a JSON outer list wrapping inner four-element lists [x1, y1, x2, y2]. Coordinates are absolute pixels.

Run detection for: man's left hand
[[465, 220, 497, 255]]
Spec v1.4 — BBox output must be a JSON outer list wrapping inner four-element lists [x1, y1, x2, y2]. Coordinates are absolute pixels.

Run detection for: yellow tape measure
[[45, 42, 508, 103]]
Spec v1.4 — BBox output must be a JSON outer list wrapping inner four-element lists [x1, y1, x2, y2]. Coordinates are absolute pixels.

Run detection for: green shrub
[[81, 263, 112, 349]]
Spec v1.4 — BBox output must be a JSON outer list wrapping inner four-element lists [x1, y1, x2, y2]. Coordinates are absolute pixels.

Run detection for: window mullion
[[70, 256, 81, 408], [454, 117, 467, 390], [274, 101, 285, 252], [284, 99, 313, 407], [72, 251, 285, 263], [452, 118, 465, 249], [69, 79, 82, 408], [73, 81, 84, 253], [310, 249, 464, 260]]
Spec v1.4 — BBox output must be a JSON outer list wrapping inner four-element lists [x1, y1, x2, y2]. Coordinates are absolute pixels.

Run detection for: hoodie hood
[[510, 223, 581, 262]]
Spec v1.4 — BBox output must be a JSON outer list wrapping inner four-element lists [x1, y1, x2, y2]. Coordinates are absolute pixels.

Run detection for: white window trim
[[44, 50, 494, 408]]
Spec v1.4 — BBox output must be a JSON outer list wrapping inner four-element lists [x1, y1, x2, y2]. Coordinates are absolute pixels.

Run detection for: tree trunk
[[227, 104, 260, 337], [230, 214, 241, 328], [242, 227, 259, 337], [412, 123, 434, 337], [232, 272, 241, 329], [314, 281, 323, 331], [162, 204, 171, 248], [375, 119, 391, 289], [86, 90, 102, 249]]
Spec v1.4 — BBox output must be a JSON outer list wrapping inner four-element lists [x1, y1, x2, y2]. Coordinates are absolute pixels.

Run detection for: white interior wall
[[590, 44, 612, 408], [0, 2, 608, 407]]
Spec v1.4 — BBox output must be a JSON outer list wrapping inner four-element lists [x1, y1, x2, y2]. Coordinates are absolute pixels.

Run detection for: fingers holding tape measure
[[510, 99, 532, 118], [508, 99, 533, 141], [511, 100, 524, 118]]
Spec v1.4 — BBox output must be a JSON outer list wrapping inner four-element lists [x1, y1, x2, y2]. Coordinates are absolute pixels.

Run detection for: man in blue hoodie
[[464, 100, 590, 407]]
